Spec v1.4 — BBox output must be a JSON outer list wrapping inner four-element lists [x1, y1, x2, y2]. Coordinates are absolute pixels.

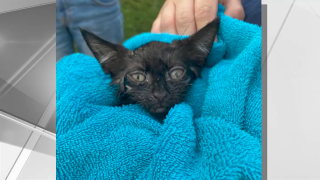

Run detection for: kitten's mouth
[[154, 107, 166, 113], [149, 106, 168, 114]]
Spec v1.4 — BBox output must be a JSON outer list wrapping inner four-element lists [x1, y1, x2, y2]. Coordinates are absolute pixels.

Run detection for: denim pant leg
[[241, 0, 262, 26], [56, 1, 75, 62], [66, 0, 124, 58]]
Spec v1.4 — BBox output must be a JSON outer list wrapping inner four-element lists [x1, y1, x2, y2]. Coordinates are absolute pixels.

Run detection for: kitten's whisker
[[125, 85, 132, 90]]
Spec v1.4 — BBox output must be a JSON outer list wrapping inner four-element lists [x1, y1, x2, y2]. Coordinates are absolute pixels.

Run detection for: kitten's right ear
[[80, 28, 132, 76]]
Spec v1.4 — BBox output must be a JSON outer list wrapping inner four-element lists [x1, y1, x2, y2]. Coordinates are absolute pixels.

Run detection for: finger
[[151, 18, 161, 33], [174, 0, 196, 35], [160, 0, 178, 34], [224, 0, 245, 20], [151, 1, 167, 33], [194, 0, 218, 31]]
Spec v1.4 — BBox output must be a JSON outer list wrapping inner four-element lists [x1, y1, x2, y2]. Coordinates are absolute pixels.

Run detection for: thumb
[[223, 0, 245, 20]]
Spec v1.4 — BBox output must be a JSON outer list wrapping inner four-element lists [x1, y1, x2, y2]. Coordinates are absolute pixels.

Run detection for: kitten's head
[[81, 17, 220, 120]]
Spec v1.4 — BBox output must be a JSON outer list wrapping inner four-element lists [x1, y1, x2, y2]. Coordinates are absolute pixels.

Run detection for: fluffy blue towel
[[57, 5, 261, 180]]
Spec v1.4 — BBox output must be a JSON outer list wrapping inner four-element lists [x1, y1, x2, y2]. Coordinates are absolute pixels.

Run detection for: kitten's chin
[[149, 108, 169, 123]]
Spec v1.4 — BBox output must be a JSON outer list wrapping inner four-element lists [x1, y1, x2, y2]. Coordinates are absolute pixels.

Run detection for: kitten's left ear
[[189, 17, 220, 56], [175, 17, 220, 76]]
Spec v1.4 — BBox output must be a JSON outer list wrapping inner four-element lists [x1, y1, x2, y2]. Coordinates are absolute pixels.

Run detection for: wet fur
[[80, 17, 220, 122]]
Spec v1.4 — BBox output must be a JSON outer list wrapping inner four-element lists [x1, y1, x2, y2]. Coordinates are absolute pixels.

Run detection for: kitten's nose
[[153, 91, 167, 102]]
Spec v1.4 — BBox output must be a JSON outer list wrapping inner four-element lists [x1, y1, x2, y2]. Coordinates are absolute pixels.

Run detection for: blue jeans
[[56, 0, 124, 61], [242, 0, 261, 26]]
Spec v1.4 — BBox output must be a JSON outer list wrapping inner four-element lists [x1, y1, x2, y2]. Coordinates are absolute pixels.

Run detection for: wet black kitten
[[80, 17, 220, 121]]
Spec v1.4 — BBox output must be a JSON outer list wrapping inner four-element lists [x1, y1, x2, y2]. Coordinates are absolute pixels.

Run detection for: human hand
[[151, 0, 244, 35]]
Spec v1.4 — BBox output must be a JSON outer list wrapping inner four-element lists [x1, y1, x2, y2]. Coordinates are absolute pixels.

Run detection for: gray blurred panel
[[0, 4, 56, 132], [17, 136, 56, 180], [0, 43, 44, 81], [46, 112, 56, 134], [0, 2, 56, 180], [0, 3, 55, 82], [0, 117, 32, 180], [0, 80, 47, 126], [12, 46, 56, 114], [0, 0, 55, 14]]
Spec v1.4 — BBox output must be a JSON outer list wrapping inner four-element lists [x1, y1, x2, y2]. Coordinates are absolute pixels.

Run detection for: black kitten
[[80, 17, 220, 121]]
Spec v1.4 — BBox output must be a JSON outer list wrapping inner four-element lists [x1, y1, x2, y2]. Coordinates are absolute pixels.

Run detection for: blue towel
[[57, 5, 261, 180]]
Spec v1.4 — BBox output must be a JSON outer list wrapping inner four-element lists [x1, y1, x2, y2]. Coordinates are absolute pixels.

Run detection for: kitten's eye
[[169, 68, 184, 80], [130, 73, 146, 82]]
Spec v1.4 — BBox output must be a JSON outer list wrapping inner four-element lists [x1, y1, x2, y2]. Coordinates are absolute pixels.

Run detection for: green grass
[[120, 0, 165, 41], [74, 0, 164, 52]]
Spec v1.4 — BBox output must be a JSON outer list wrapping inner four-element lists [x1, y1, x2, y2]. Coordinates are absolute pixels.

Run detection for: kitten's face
[[107, 41, 197, 117], [81, 18, 220, 120]]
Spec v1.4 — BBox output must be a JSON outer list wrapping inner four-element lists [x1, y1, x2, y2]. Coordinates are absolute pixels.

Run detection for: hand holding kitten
[[151, 0, 244, 35]]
